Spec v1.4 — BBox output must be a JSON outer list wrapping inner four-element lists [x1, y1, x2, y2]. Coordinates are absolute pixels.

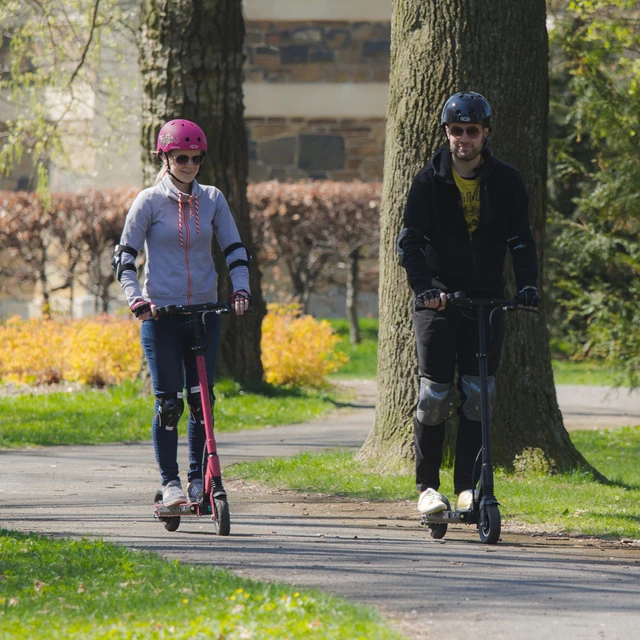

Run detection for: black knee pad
[[187, 387, 215, 425], [156, 393, 184, 430]]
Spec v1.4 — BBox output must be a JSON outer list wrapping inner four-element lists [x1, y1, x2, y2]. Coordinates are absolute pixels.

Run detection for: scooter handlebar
[[154, 301, 234, 317], [445, 291, 539, 313]]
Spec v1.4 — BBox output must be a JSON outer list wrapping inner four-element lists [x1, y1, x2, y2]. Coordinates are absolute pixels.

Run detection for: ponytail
[[155, 165, 168, 184]]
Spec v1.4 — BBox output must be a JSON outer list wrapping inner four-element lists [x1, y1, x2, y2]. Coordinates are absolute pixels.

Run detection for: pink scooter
[[152, 301, 234, 536]]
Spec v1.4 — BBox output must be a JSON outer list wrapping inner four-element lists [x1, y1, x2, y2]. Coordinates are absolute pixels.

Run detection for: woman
[[112, 119, 251, 506]]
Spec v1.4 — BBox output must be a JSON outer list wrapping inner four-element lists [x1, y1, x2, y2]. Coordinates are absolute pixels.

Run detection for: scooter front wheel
[[428, 523, 447, 539], [154, 489, 181, 532], [478, 503, 501, 544], [212, 495, 230, 536]]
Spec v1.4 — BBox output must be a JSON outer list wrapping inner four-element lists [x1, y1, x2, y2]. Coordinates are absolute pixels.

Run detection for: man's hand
[[231, 290, 251, 316], [514, 286, 541, 310], [417, 288, 447, 311]]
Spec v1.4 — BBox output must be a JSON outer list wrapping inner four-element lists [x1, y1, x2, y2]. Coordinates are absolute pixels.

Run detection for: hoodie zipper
[[181, 195, 193, 304]]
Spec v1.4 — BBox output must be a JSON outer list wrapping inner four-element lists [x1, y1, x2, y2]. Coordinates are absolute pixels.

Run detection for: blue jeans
[[140, 313, 221, 485]]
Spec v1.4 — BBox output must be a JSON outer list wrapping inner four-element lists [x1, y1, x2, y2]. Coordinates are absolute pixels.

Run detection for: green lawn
[[0, 529, 402, 640], [0, 379, 339, 448], [225, 426, 640, 540]]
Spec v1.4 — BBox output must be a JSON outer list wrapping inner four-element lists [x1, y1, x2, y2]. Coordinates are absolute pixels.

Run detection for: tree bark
[[358, 0, 601, 478], [346, 247, 361, 344], [138, 0, 264, 382]]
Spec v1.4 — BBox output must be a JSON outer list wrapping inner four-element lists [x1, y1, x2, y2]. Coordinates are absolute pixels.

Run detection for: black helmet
[[441, 91, 492, 131]]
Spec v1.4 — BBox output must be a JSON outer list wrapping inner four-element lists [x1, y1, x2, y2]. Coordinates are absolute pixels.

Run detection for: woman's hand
[[230, 290, 251, 316]]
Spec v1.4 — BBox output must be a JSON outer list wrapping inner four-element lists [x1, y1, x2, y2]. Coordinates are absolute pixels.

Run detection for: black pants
[[412, 302, 505, 494]]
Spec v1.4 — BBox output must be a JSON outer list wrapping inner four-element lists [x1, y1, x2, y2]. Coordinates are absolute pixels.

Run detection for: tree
[[0, 1, 138, 192], [138, 0, 265, 382], [358, 0, 601, 478], [547, 0, 640, 388]]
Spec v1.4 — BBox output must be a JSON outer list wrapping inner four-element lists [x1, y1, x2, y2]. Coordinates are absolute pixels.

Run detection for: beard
[[452, 144, 482, 162]]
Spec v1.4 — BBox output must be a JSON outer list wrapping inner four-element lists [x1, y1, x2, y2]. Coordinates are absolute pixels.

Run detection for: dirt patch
[[225, 478, 640, 555]]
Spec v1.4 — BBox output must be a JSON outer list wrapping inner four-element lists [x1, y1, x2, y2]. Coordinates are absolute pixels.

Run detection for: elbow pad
[[397, 227, 430, 266], [111, 244, 138, 281]]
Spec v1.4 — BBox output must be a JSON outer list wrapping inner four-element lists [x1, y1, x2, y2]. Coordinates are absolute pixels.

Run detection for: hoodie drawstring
[[177, 193, 200, 247]]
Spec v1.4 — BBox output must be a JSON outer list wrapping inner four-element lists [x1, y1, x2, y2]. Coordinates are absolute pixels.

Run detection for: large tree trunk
[[358, 0, 601, 478], [138, 0, 264, 382]]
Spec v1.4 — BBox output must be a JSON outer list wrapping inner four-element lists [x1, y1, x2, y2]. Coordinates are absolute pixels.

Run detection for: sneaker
[[456, 489, 475, 512], [417, 488, 448, 514], [187, 479, 203, 503], [162, 479, 187, 506]]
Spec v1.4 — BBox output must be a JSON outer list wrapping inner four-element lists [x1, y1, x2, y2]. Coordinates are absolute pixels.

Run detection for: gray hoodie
[[117, 175, 250, 307]]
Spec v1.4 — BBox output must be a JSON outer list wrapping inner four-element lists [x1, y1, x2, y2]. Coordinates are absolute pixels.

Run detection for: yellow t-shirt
[[452, 168, 480, 235]]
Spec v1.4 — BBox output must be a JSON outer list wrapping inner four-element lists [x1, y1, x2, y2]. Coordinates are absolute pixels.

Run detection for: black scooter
[[420, 291, 537, 544]]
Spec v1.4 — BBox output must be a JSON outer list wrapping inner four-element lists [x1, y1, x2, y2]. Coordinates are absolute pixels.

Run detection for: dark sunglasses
[[170, 153, 204, 166], [448, 125, 482, 139]]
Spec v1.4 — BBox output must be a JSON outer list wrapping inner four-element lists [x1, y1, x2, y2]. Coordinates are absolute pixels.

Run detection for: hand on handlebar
[[230, 290, 251, 316], [513, 286, 541, 310], [131, 299, 153, 321], [417, 288, 447, 311]]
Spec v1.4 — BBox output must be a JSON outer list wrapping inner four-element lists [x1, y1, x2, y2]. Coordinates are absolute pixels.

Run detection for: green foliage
[[0, 0, 138, 187], [326, 317, 379, 379], [0, 529, 401, 639], [0, 380, 338, 448], [548, 0, 640, 387]]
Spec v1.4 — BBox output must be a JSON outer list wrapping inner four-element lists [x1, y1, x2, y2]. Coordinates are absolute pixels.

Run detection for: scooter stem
[[196, 353, 221, 486], [477, 305, 495, 501]]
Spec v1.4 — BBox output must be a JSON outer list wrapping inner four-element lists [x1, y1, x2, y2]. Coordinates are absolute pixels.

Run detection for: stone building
[[243, 0, 389, 183]]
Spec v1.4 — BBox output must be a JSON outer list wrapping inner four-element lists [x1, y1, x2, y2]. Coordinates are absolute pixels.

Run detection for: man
[[397, 91, 541, 515]]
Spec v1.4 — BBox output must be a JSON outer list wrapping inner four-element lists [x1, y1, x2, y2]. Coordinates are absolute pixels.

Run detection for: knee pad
[[460, 375, 496, 422], [156, 393, 184, 431], [417, 377, 454, 426], [187, 387, 215, 425]]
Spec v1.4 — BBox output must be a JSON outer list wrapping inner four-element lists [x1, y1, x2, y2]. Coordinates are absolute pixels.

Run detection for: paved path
[[1, 382, 639, 640]]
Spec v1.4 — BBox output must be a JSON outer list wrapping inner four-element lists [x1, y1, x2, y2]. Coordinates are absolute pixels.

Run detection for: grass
[[327, 316, 621, 385], [225, 426, 640, 540], [0, 529, 402, 640], [550, 359, 619, 386], [326, 318, 378, 379], [0, 379, 339, 449]]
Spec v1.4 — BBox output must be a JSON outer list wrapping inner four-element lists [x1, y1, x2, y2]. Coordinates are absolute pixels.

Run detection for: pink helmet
[[156, 119, 207, 155]]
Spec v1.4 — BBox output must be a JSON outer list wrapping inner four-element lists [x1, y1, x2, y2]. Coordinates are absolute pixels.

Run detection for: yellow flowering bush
[[0, 316, 141, 386], [261, 303, 348, 387]]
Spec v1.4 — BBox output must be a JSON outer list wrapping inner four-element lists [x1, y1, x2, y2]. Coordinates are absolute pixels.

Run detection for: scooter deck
[[154, 501, 212, 517], [420, 509, 476, 525]]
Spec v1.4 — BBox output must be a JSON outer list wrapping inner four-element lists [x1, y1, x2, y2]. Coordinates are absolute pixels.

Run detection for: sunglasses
[[448, 125, 482, 139], [170, 154, 204, 166]]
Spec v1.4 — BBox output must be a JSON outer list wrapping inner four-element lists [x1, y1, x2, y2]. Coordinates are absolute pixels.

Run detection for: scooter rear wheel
[[212, 495, 230, 536], [478, 504, 501, 544]]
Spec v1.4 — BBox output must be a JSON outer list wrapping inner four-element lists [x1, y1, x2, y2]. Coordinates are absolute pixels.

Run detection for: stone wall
[[244, 21, 390, 83], [247, 116, 385, 182], [244, 19, 389, 182]]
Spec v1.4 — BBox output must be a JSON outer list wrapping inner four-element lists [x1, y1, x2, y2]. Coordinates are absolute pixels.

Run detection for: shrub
[[261, 304, 348, 387], [0, 316, 141, 386]]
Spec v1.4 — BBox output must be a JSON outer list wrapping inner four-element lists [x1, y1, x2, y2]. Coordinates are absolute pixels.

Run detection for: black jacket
[[400, 146, 538, 297]]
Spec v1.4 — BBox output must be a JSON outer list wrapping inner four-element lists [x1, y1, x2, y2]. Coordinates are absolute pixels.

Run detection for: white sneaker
[[162, 479, 187, 506], [417, 488, 447, 514], [456, 489, 475, 512]]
